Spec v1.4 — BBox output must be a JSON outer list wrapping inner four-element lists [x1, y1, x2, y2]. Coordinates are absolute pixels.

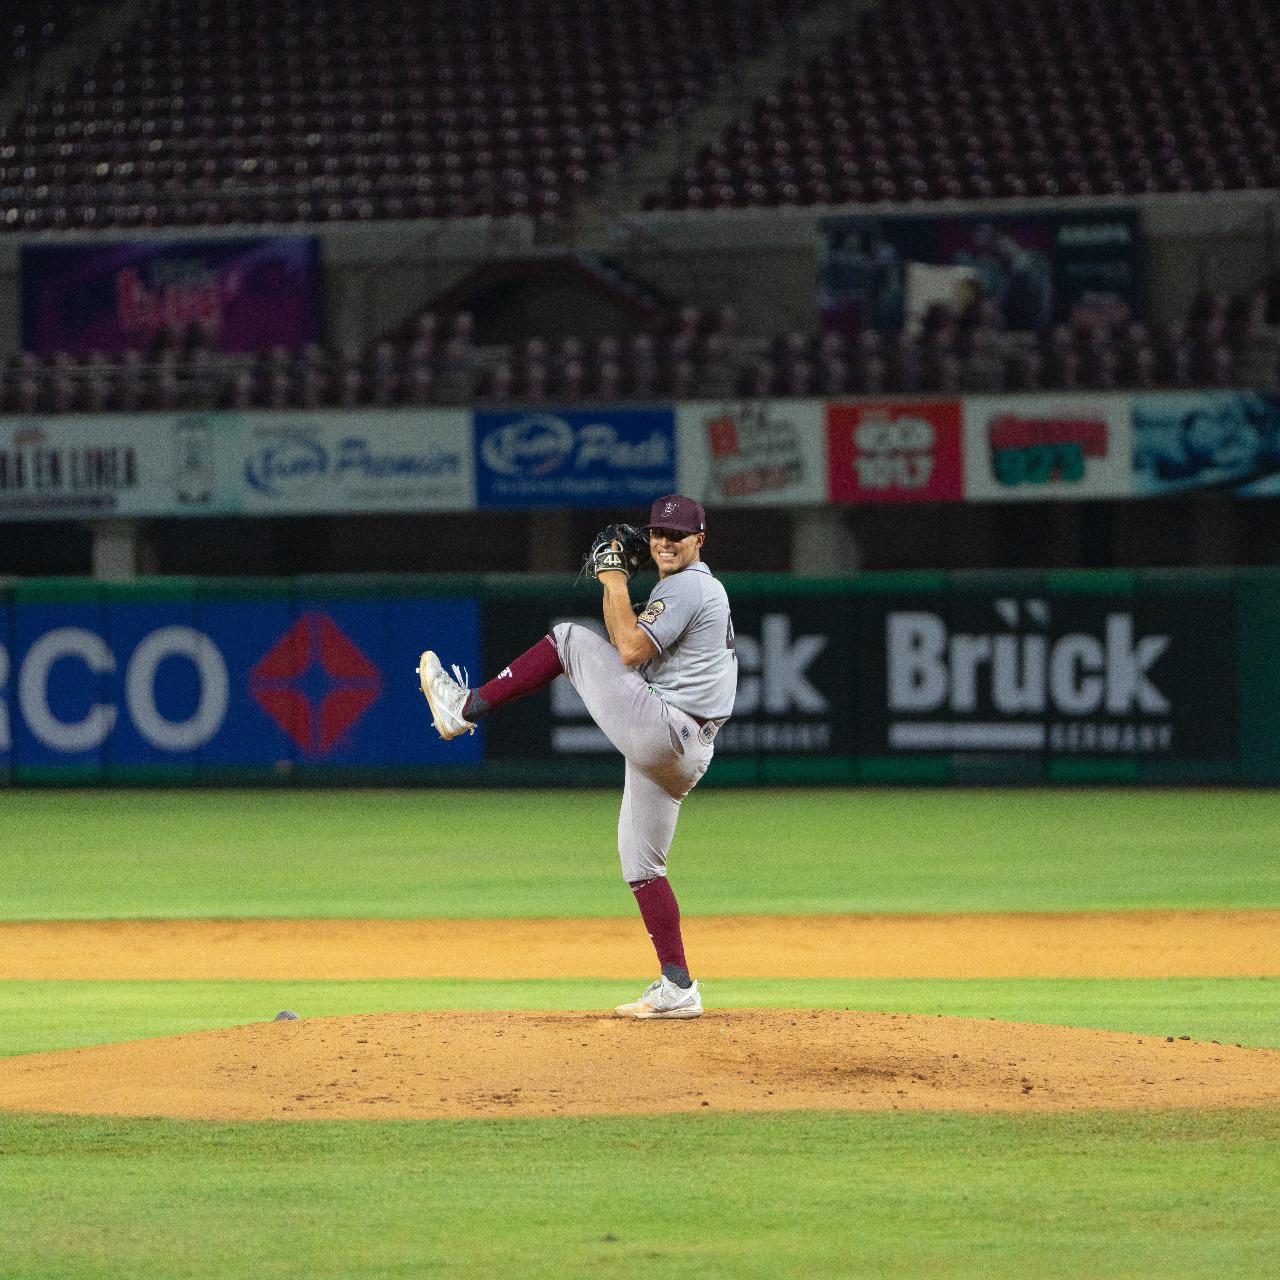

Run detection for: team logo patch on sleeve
[[637, 600, 666, 625]]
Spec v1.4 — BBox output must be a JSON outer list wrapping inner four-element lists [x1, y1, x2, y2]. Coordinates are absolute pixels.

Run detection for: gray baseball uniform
[[552, 560, 736, 882]]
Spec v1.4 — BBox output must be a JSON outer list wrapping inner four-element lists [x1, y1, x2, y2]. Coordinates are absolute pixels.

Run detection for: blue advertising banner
[[473, 407, 676, 508], [818, 209, 1142, 333], [20, 237, 323, 357], [1132, 391, 1280, 496], [0, 591, 481, 776]]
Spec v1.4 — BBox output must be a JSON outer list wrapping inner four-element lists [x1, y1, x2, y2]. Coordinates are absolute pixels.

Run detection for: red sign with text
[[826, 400, 964, 503]]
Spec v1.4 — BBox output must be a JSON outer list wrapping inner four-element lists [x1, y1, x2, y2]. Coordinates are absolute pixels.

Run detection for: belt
[[686, 712, 724, 730], [651, 688, 723, 731]]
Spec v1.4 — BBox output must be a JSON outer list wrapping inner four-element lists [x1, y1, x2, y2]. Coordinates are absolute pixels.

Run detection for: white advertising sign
[[0, 413, 242, 521], [0, 409, 476, 519], [237, 410, 473, 514], [963, 394, 1134, 501], [677, 399, 827, 507]]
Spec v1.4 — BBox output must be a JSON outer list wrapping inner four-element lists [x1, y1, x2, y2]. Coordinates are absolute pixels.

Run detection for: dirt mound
[[2, 1010, 1278, 1121]]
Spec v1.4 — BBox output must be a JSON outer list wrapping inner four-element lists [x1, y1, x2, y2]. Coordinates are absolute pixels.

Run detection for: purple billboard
[[20, 236, 323, 357]]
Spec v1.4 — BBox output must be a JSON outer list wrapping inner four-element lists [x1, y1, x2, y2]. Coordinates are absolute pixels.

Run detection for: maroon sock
[[629, 876, 688, 973], [464, 633, 563, 719]]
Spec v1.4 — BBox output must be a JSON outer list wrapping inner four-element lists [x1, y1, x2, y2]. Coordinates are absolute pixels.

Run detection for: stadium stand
[[1, 0, 1277, 413], [645, 0, 1280, 209], [760, 286, 1280, 396], [5, 283, 1278, 413], [0, 1, 105, 93], [1, 0, 817, 231], [0, 0, 1277, 586]]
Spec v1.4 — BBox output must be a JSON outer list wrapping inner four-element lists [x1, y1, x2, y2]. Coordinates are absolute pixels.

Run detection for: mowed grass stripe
[[2, 977, 1278, 1058], [3, 789, 1279, 920], [1, 1109, 1278, 1279]]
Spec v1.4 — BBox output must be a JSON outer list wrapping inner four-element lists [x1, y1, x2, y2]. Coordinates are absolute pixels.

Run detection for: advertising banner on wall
[[0, 413, 242, 521], [676, 400, 826, 506], [0, 411, 474, 520], [1132, 391, 1280, 496], [826, 400, 965, 503], [818, 209, 1141, 334], [0, 590, 481, 775], [4, 573, 1276, 787], [473, 406, 676, 508], [963, 394, 1133, 501], [237, 411, 473, 514], [854, 586, 1236, 762], [20, 237, 323, 357]]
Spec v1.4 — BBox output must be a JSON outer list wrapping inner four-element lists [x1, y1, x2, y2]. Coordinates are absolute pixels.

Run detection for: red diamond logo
[[250, 612, 382, 755]]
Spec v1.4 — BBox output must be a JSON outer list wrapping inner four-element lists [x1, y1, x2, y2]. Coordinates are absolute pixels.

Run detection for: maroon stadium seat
[[649, 0, 1279, 210], [3, 0, 818, 229]]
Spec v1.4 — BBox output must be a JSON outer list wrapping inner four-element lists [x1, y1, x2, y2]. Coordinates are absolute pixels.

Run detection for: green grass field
[[2, 788, 1279, 1278], [4, 787, 1279, 918], [3, 1110, 1279, 1280]]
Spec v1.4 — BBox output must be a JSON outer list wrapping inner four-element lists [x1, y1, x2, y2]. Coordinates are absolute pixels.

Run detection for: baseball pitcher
[[418, 493, 736, 1019]]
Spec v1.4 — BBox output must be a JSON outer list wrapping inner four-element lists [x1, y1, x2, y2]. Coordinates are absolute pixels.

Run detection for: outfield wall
[[1, 569, 1276, 786]]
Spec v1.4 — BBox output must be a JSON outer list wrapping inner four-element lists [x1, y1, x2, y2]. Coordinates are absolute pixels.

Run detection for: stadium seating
[[6, 286, 1277, 413], [1, 0, 814, 231], [646, 0, 1280, 209], [2, 0, 1277, 411], [764, 286, 1280, 395], [0, 1, 104, 92]]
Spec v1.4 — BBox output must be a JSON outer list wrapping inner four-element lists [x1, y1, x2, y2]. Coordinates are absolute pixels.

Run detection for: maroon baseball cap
[[644, 493, 705, 535]]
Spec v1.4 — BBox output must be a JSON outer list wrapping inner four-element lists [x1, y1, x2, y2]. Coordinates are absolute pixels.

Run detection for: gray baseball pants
[[552, 622, 713, 882]]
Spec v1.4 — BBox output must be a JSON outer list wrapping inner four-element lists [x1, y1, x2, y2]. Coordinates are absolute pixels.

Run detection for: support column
[[791, 507, 860, 576], [88, 519, 145, 581]]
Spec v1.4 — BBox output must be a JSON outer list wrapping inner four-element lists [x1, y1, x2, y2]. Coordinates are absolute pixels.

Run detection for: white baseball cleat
[[417, 650, 476, 740], [614, 976, 703, 1019]]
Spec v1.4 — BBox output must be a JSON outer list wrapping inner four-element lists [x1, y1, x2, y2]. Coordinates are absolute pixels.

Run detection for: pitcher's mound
[[2, 1010, 1278, 1121]]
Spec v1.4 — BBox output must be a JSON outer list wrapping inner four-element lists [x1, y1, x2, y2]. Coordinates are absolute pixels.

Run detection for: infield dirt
[[3, 909, 1279, 979], [2, 1009, 1279, 1121], [2, 910, 1279, 1121]]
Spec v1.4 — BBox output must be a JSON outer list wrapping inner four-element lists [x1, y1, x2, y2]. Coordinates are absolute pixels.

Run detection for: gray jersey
[[634, 561, 736, 721]]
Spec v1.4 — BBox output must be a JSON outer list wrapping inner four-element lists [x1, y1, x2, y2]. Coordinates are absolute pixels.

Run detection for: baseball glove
[[582, 522, 650, 581]]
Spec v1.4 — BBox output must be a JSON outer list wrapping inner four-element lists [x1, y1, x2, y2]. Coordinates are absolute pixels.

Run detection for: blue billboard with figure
[[1132, 391, 1280, 496], [473, 406, 676, 508]]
